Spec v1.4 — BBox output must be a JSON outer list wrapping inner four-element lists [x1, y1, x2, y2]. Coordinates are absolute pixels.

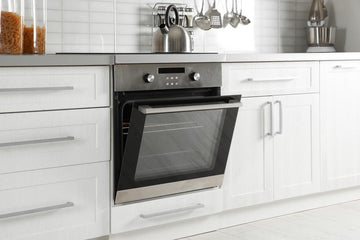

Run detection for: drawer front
[[222, 62, 319, 97], [0, 66, 110, 113], [111, 189, 223, 234], [321, 60, 360, 74], [0, 108, 110, 174], [0, 162, 109, 240]]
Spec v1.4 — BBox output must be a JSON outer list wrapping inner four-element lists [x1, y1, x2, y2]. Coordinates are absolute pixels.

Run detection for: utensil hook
[[200, 0, 205, 14], [194, 0, 204, 14], [240, 0, 243, 15], [225, 0, 230, 13]]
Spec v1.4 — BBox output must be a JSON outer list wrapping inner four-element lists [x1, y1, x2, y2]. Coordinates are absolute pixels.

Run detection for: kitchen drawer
[[0, 162, 109, 240], [222, 62, 319, 97], [0, 108, 110, 174], [320, 60, 360, 74], [111, 188, 223, 234], [0, 66, 110, 113]]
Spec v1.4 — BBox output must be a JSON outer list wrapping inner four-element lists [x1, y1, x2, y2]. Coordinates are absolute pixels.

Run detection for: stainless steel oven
[[113, 63, 241, 204]]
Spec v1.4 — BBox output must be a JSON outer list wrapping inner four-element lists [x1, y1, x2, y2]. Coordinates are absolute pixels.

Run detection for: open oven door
[[115, 95, 241, 204]]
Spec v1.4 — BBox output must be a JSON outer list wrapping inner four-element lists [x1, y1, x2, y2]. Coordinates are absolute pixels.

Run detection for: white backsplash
[[46, 0, 312, 53]]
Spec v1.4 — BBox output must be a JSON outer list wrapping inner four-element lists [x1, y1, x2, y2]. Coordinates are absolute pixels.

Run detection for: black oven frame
[[114, 88, 241, 202]]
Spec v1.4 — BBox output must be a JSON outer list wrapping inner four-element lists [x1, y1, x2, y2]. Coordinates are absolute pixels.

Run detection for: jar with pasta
[[23, 0, 46, 54], [0, 0, 24, 54]]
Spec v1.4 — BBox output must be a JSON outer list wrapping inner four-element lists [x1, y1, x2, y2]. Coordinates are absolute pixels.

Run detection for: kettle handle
[[165, 5, 179, 27]]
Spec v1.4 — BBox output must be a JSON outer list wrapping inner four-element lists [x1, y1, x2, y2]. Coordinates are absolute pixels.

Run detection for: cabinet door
[[223, 97, 273, 210], [273, 94, 320, 199], [321, 61, 360, 190]]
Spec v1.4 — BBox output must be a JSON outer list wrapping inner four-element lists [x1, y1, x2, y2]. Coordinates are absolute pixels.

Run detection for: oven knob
[[190, 72, 201, 81], [144, 74, 155, 83]]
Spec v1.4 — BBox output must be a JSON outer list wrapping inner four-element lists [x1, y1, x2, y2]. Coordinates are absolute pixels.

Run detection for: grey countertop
[[2, 52, 360, 67], [115, 52, 360, 64], [0, 54, 114, 66]]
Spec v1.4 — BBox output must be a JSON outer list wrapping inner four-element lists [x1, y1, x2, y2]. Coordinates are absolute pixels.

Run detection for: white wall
[[46, 0, 313, 53], [326, 0, 359, 52]]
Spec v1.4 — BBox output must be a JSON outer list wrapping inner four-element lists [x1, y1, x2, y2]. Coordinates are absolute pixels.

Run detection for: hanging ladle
[[239, 0, 251, 25], [194, 0, 211, 30], [230, 0, 241, 28]]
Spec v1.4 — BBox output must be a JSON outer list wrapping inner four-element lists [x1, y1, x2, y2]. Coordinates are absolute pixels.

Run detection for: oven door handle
[[138, 102, 242, 115]]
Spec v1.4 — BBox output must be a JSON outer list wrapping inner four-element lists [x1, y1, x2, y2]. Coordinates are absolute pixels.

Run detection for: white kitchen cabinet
[[273, 94, 320, 199], [321, 61, 360, 190], [0, 162, 109, 240], [111, 188, 223, 234], [0, 66, 110, 113], [222, 62, 319, 97], [223, 97, 274, 209], [224, 94, 320, 209], [0, 108, 110, 174]]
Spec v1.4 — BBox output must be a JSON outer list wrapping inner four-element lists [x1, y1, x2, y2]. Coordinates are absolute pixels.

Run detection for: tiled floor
[[181, 200, 360, 240]]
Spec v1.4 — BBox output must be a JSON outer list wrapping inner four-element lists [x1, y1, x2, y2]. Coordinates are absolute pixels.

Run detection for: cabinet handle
[[0, 86, 74, 93], [139, 203, 205, 219], [333, 65, 357, 70], [0, 202, 74, 219], [264, 102, 274, 137], [246, 77, 295, 82], [0, 136, 75, 148], [275, 101, 283, 135]]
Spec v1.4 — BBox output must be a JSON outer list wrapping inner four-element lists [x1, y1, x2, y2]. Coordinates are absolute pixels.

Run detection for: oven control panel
[[114, 63, 221, 92]]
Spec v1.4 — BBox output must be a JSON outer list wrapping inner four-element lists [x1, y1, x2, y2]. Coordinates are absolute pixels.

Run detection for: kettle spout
[[160, 24, 169, 34]]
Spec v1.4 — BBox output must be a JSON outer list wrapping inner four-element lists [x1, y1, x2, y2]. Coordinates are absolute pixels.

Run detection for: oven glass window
[[134, 109, 226, 181]]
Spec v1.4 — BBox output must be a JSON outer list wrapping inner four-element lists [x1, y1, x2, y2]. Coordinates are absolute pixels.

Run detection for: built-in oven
[[113, 63, 241, 204]]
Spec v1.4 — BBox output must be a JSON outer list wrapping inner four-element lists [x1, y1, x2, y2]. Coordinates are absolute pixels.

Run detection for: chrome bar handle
[[0, 202, 74, 219], [0, 136, 75, 148], [333, 65, 357, 70], [275, 101, 283, 135], [139, 203, 205, 219], [264, 102, 274, 137], [139, 102, 242, 115], [264, 102, 274, 136], [0, 86, 74, 93], [246, 77, 295, 82]]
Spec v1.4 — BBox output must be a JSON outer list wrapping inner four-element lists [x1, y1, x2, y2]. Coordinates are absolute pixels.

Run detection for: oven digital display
[[158, 67, 186, 74]]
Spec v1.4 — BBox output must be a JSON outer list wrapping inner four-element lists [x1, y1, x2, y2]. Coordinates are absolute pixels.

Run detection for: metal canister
[[307, 26, 336, 47]]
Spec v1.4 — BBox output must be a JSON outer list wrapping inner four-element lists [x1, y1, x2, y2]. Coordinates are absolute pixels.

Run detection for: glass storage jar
[[23, 0, 46, 54], [0, 0, 24, 54]]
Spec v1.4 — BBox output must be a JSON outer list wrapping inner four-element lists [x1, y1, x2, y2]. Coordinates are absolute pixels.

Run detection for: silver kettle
[[152, 5, 192, 53]]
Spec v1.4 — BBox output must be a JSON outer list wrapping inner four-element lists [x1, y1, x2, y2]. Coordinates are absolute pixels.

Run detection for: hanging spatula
[[206, 0, 222, 28]]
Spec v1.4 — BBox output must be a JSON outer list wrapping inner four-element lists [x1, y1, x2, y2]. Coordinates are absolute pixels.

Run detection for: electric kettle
[[152, 5, 192, 53]]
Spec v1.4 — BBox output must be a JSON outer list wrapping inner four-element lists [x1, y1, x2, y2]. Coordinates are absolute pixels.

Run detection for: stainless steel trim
[[115, 175, 223, 204], [0, 202, 74, 219], [275, 101, 283, 135], [138, 102, 242, 114], [114, 63, 222, 92], [246, 77, 295, 82], [0, 136, 75, 148], [140, 203, 205, 219], [0, 86, 74, 93]]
